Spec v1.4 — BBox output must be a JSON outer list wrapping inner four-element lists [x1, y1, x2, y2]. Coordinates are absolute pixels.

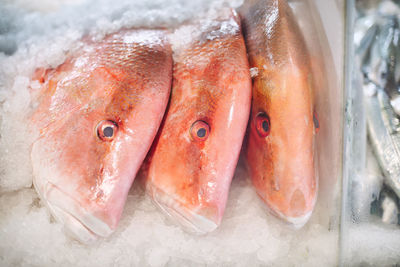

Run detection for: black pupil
[[103, 126, 114, 137], [262, 120, 269, 132], [197, 128, 206, 138], [313, 114, 319, 129]]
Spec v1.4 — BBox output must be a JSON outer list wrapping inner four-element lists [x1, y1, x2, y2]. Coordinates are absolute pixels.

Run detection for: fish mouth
[[47, 201, 98, 243], [147, 183, 218, 234], [270, 207, 313, 229], [256, 188, 315, 228], [41, 182, 114, 243]]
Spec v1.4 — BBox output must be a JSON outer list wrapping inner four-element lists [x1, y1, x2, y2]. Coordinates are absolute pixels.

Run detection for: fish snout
[[285, 187, 315, 228], [147, 182, 219, 235], [264, 175, 317, 228], [43, 182, 114, 243]]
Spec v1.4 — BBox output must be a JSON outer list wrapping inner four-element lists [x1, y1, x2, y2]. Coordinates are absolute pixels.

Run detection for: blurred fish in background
[[0, 7, 18, 55], [355, 0, 400, 226]]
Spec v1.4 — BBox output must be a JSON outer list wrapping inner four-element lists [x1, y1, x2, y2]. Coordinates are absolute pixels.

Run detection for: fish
[[142, 9, 251, 234], [375, 17, 400, 115], [30, 29, 172, 243], [360, 16, 400, 113], [358, 13, 400, 200], [240, 0, 319, 227], [364, 79, 400, 199]]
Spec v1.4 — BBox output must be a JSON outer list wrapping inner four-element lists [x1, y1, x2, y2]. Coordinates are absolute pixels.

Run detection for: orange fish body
[[143, 10, 251, 233], [30, 29, 172, 242], [240, 0, 318, 227]]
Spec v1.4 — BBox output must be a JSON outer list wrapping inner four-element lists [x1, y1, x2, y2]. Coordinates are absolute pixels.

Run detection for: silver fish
[[357, 10, 400, 199], [365, 83, 400, 198], [375, 17, 400, 114], [357, 23, 378, 75]]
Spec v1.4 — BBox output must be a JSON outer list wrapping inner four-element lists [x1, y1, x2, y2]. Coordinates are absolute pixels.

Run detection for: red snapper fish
[[142, 9, 251, 233], [240, 0, 319, 227], [30, 29, 172, 242]]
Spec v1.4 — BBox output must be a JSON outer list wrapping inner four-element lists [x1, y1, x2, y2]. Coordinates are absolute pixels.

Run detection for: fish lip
[[147, 182, 218, 234], [36, 181, 114, 242], [46, 201, 99, 244], [271, 208, 313, 229], [257, 192, 315, 228]]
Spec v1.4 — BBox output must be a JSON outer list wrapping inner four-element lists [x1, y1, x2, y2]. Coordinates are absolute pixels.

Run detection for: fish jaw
[[146, 182, 219, 234], [143, 9, 251, 233], [30, 29, 172, 242], [241, 0, 318, 226], [36, 181, 113, 243]]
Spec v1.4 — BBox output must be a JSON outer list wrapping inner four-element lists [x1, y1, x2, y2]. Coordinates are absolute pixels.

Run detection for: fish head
[[240, 0, 319, 227], [145, 11, 251, 234], [30, 30, 172, 242], [246, 61, 318, 227]]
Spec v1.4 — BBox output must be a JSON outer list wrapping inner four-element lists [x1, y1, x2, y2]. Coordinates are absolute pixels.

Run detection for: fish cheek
[[182, 118, 213, 204], [53, 119, 108, 199], [253, 112, 276, 196], [166, 130, 202, 206]]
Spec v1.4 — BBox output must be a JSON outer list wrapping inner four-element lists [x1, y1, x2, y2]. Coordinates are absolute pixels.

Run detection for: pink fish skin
[[240, 0, 319, 227], [142, 9, 252, 234], [30, 29, 172, 242]]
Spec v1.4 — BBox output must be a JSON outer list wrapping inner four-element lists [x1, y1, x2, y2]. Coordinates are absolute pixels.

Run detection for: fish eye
[[255, 112, 270, 138], [313, 111, 320, 133], [96, 120, 118, 141], [190, 120, 210, 141]]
